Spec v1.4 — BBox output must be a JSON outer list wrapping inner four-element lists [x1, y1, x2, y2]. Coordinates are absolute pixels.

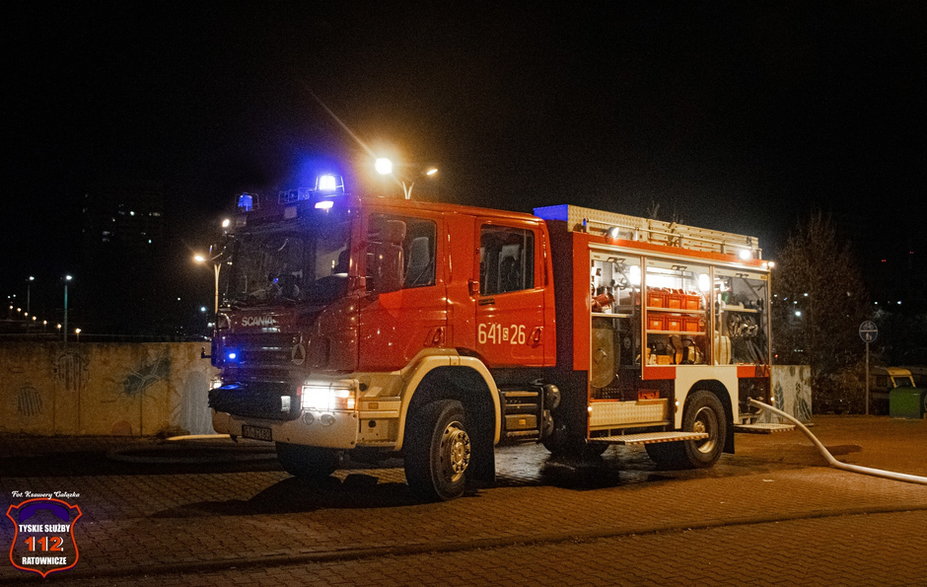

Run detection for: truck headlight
[[300, 381, 356, 412]]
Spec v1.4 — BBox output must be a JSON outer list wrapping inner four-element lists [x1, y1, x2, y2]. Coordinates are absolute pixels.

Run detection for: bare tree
[[772, 212, 870, 381]]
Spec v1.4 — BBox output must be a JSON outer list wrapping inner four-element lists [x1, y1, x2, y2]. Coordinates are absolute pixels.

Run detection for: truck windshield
[[224, 217, 351, 307]]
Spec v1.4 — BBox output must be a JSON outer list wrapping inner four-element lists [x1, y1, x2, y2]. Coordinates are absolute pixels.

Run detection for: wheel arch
[[686, 379, 734, 453], [396, 356, 500, 452]]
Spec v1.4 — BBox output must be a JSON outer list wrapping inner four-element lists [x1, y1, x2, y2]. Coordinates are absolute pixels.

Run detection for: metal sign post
[[859, 320, 878, 416]]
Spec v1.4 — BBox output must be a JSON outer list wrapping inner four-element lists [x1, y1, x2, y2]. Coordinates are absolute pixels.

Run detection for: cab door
[[358, 212, 447, 371], [474, 221, 547, 367]]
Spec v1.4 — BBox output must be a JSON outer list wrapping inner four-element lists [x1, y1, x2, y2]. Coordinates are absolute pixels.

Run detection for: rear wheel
[[275, 442, 340, 480], [645, 390, 726, 469], [404, 400, 471, 501]]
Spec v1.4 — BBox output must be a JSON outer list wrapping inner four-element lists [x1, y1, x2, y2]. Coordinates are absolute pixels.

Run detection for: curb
[[106, 437, 276, 465]]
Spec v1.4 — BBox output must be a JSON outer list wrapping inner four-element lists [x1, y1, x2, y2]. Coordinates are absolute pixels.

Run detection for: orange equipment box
[[647, 288, 665, 308], [666, 290, 683, 309], [684, 293, 702, 310], [684, 317, 704, 333]]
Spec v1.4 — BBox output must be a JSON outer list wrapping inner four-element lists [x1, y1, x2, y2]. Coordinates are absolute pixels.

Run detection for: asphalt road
[[1, 415, 925, 585]]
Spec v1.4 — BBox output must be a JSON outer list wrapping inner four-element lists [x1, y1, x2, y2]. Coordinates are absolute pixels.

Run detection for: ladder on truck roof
[[534, 204, 763, 259]]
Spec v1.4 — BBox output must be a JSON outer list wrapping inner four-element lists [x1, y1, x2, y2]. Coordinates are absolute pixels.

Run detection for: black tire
[[645, 390, 726, 469], [404, 400, 471, 501], [644, 440, 682, 467], [275, 442, 340, 480], [541, 422, 584, 456]]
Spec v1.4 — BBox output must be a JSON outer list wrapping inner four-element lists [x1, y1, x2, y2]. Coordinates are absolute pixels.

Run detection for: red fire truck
[[209, 177, 772, 500]]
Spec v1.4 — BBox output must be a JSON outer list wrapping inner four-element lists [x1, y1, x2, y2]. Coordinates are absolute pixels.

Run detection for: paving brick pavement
[[1, 415, 924, 584], [43, 510, 927, 586]]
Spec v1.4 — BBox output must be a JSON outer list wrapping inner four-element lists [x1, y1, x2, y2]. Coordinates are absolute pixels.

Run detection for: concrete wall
[[0, 342, 217, 436], [2, 344, 815, 435], [766, 364, 813, 423]]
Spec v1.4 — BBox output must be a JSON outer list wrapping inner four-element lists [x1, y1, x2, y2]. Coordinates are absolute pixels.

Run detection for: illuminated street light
[[374, 157, 438, 200], [194, 252, 223, 317], [26, 276, 35, 315], [374, 157, 393, 175], [63, 275, 73, 345], [75, 327, 82, 343]]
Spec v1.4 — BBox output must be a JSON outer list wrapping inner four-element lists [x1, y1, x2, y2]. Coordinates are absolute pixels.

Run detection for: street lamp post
[[62, 275, 73, 345], [194, 254, 223, 317], [26, 276, 34, 315], [374, 157, 438, 200]]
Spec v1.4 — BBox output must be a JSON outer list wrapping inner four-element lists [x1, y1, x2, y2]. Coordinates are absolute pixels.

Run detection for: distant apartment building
[[81, 185, 165, 257], [78, 184, 168, 333]]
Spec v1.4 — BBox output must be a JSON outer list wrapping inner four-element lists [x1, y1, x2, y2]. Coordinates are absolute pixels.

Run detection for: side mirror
[[370, 243, 404, 293]]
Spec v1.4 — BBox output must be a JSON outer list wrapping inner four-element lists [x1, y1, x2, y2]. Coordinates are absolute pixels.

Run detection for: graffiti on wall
[[123, 348, 171, 397], [2, 342, 216, 436], [54, 350, 89, 394], [794, 380, 812, 422], [176, 371, 213, 435], [16, 384, 43, 417], [767, 365, 812, 423]]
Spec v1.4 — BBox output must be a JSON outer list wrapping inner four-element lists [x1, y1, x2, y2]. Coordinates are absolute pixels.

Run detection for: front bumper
[[212, 409, 359, 449]]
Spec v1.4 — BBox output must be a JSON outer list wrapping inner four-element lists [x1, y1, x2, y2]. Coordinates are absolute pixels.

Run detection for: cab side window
[[402, 218, 437, 288], [480, 226, 534, 295], [367, 214, 437, 291]]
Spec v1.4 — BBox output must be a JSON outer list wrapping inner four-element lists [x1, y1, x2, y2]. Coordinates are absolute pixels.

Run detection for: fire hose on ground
[[748, 398, 927, 486]]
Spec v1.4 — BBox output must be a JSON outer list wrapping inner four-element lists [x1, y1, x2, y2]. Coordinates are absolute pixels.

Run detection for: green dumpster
[[889, 387, 926, 419]]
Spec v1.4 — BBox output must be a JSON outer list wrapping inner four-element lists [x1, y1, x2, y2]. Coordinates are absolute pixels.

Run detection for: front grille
[[221, 332, 297, 382], [224, 332, 294, 366]]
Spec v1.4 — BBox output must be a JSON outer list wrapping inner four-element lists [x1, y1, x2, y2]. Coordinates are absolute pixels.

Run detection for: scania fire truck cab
[[209, 178, 772, 500]]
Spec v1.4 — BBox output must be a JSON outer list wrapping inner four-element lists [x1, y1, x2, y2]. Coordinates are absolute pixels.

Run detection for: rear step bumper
[[590, 431, 709, 445]]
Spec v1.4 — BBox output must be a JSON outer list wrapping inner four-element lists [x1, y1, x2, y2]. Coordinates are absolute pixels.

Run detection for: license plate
[[241, 425, 273, 442]]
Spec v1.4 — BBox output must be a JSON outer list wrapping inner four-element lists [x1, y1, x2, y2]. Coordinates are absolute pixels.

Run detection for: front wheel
[[275, 442, 340, 480], [404, 400, 471, 501]]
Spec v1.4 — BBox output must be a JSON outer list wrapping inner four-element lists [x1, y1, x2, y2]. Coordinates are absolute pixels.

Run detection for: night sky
[[5, 3, 926, 327]]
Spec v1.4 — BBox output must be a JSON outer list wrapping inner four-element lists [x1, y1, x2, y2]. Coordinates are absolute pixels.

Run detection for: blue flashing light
[[227, 351, 238, 361], [277, 174, 345, 205], [315, 174, 344, 194]]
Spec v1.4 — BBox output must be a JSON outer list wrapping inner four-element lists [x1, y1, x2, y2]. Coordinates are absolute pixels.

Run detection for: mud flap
[[468, 424, 496, 485]]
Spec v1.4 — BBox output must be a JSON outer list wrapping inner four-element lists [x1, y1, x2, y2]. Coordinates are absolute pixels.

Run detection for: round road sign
[[859, 320, 878, 344]]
